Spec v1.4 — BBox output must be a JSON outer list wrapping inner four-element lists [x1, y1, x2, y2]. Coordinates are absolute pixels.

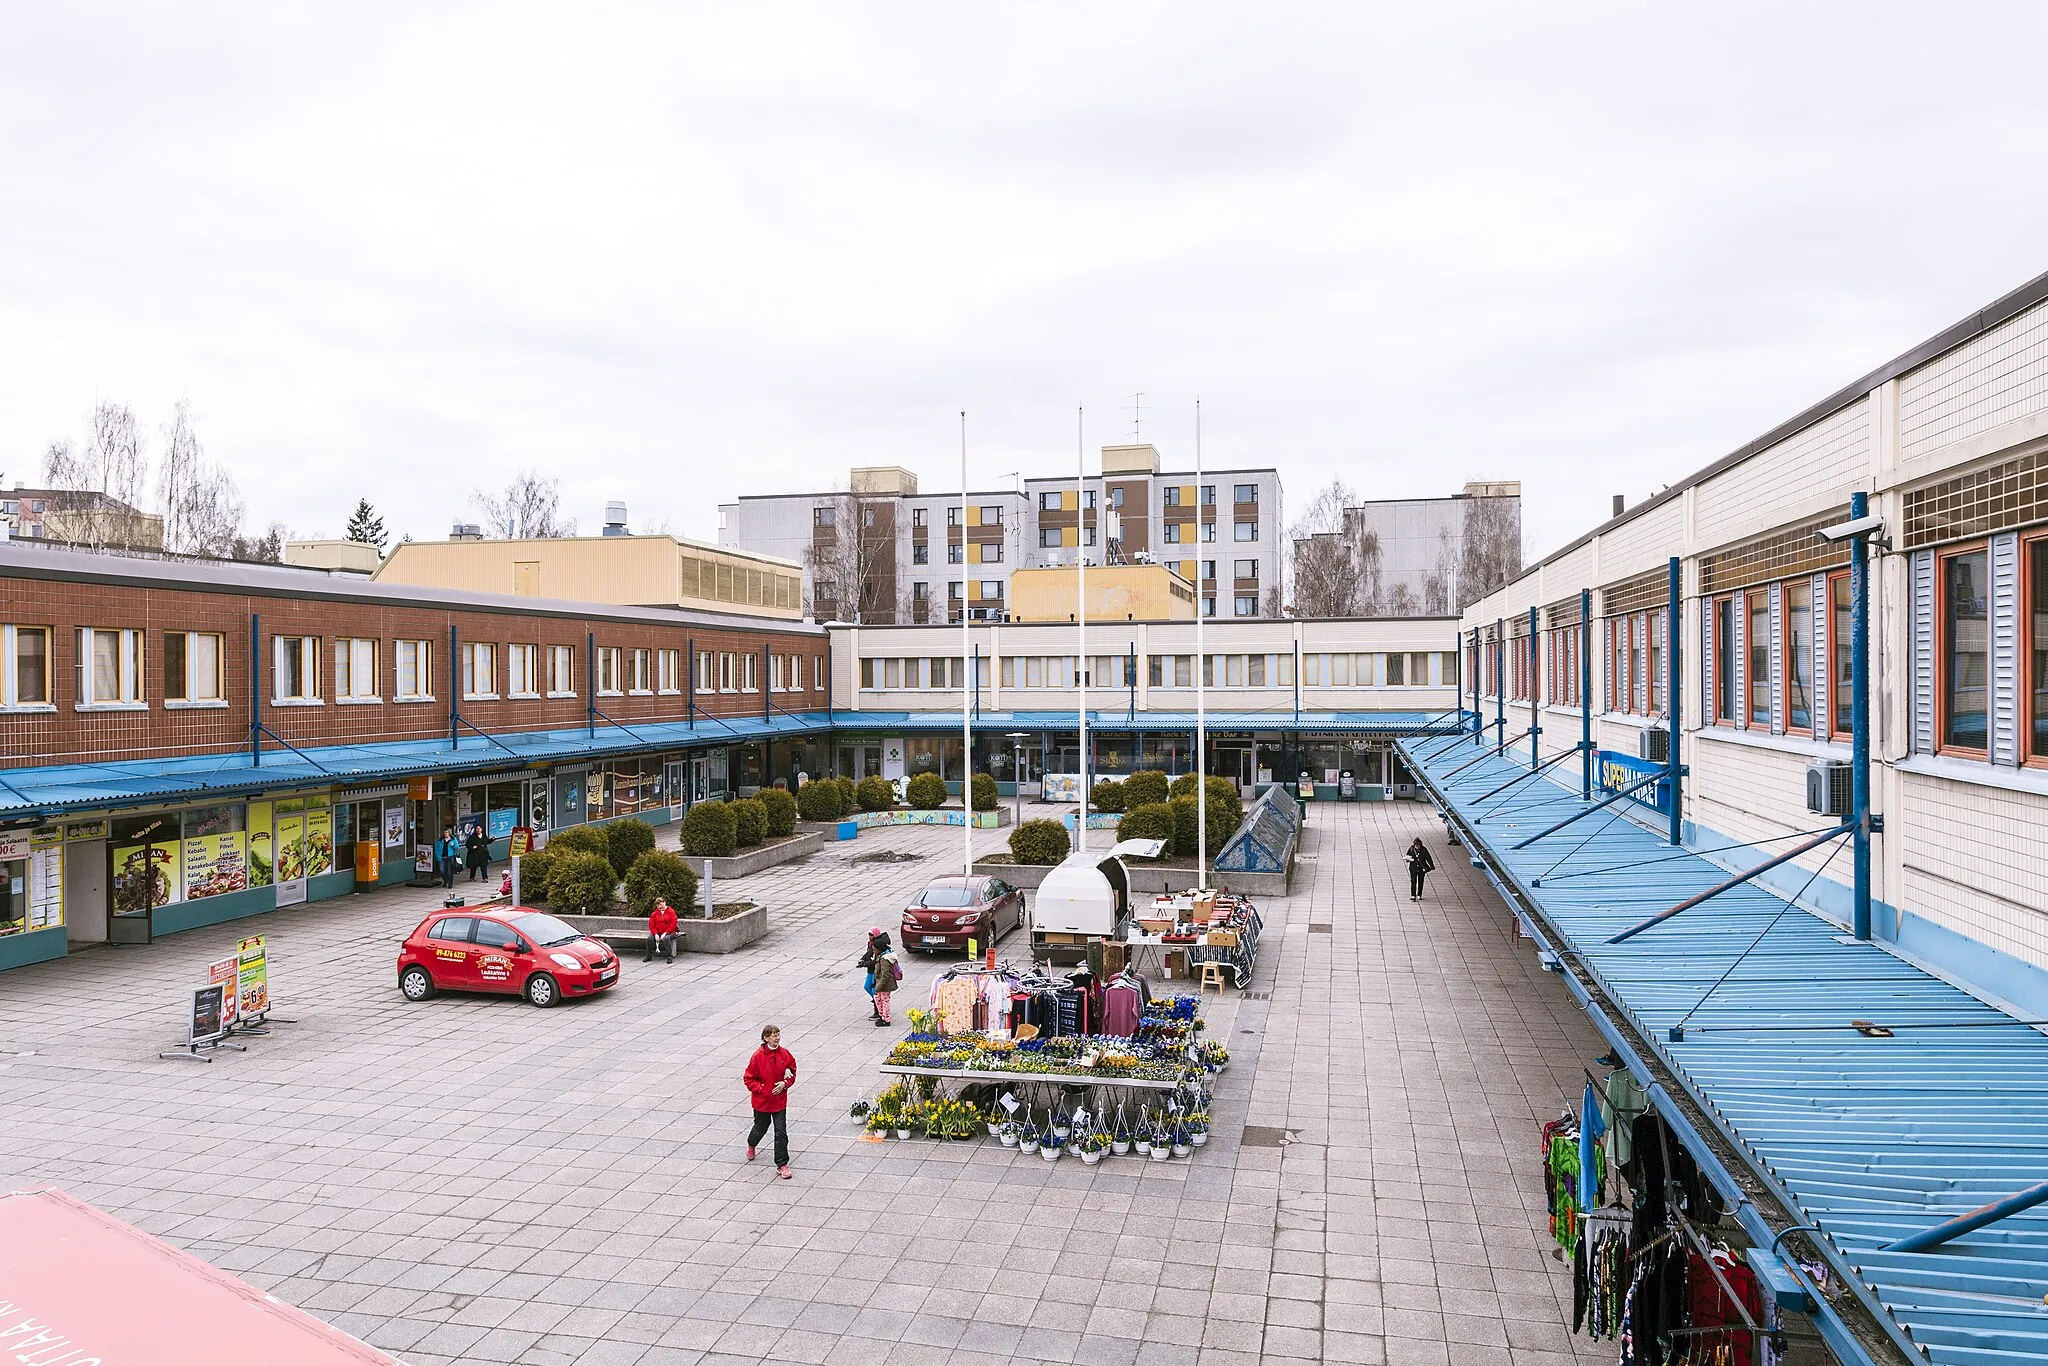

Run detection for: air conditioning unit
[[1806, 760, 1852, 817], [1638, 727, 1670, 764]]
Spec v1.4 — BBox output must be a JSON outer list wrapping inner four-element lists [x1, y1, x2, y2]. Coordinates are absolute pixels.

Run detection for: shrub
[[623, 849, 698, 919], [1118, 802, 1176, 853], [971, 772, 998, 812], [515, 845, 556, 902], [1171, 782, 1244, 862], [545, 850, 619, 916], [680, 801, 737, 858], [1122, 769, 1169, 808], [604, 817, 655, 880], [1010, 818, 1070, 865], [835, 776, 859, 811], [906, 772, 948, 809], [856, 775, 896, 812], [1181, 774, 1243, 826], [730, 797, 767, 848], [546, 824, 609, 859], [1089, 778, 1127, 813], [797, 779, 843, 822], [1168, 772, 1199, 801], [759, 787, 797, 838]]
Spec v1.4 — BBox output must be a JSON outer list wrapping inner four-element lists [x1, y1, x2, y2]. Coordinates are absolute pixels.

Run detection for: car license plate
[[598, 969, 616, 983], [922, 935, 949, 945]]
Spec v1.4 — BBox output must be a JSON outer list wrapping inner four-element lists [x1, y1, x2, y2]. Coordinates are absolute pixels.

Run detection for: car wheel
[[524, 972, 560, 1008], [399, 965, 436, 1001]]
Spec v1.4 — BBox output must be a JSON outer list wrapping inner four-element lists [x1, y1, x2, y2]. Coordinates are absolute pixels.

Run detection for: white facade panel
[[1693, 400, 1869, 550], [1899, 298, 2048, 461]]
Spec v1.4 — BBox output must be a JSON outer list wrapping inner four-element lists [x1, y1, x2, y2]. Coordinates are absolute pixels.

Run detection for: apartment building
[[716, 445, 1284, 624]]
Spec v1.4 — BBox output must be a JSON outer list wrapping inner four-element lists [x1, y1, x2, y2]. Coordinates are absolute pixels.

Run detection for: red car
[[397, 906, 618, 1008], [901, 874, 1026, 955]]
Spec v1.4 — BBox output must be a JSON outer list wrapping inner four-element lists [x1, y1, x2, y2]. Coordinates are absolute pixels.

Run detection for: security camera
[[1816, 514, 1886, 543]]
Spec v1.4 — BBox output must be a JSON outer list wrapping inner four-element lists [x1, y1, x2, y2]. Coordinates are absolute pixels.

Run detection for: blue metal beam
[[1604, 824, 1853, 945]]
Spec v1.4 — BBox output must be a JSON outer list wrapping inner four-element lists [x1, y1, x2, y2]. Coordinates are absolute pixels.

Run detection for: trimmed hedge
[[546, 824, 609, 860], [1009, 819, 1070, 866], [515, 846, 556, 902], [1118, 802, 1176, 852], [856, 775, 896, 812], [730, 797, 767, 849], [546, 850, 619, 916], [1122, 769, 1169, 808], [797, 779, 843, 822], [760, 787, 797, 838], [1171, 783, 1244, 862], [970, 772, 998, 812], [905, 772, 948, 809], [604, 817, 655, 880], [680, 801, 737, 858], [1169, 772, 1243, 823], [1088, 779, 1127, 813], [623, 849, 698, 918], [834, 776, 859, 812]]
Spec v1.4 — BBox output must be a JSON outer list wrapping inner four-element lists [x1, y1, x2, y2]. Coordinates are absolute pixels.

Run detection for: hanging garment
[[1102, 981, 1143, 1036], [1606, 1069, 1648, 1168], [1686, 1248, 1765, 1359], [1578, 1080, 1608, 1211]]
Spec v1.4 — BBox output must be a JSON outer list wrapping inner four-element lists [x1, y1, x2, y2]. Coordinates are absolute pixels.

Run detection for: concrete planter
[[679, 832, 820, 880], [972, 858, 1289, 897], [972, 860, 1057, 889], [797, 819, 859, 841], [1059, 812, 1124, 832], [851, 807, 1012, 830], [563, 903, 769, 956]]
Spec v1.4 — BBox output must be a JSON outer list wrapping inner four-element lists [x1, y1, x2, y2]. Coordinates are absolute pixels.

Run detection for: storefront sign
[[28, 828, 62, 930], [63, 818, 107, 841], [113, 829, 179, 915], [408, 776, 434, 801], [303, 796, 333, 878], [1597, 750, 1674, 815], [0, 831, 30, 862], [237, 936, 269, 1016], [487, 806, 516, 839], [207, 955, 239, 1030], [246, 802, 275, 887], [275, 877, 308, 908], [182, 830, 249, 901], [508, 826, 534, 857], [383, 805, 406, 849], [189, 984, 228, 1044]]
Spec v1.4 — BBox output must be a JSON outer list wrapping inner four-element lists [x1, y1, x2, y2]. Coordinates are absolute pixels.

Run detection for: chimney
[[1612, 494, 1625, 518], [603, 501, 629, 537]]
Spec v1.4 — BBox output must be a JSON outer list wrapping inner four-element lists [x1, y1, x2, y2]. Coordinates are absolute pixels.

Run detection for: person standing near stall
[[857, 927, 886, 1022], [869, 934, 902, 1028], [465, 824, 490, 882], [1405, 836, 1436, 902], [742, 1024, 796, 1178], [437, 829, 458, 889]]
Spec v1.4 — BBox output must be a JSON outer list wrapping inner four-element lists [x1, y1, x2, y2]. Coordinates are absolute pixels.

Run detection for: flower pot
[[1111, 1140, 1131, 1156], [1149, 1145, 1170, 1162], [987, 1122, 1001, 1137], [1190, 1132, 1207, 1147], [1041, 1144, 1061, 1162], [999, 1131, 1018, 1147], [895, 1128, 911, 1140], [1052, 1125, 1072, 1140], [1020, 1139, 1040, 1154], [1133, 1140, 1151, 1155], [1080, 1149, 1101, 1165], [1172, 1142, 1191, 1158]]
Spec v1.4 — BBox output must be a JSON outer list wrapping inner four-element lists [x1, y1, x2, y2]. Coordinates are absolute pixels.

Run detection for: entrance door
[[64, 840, 107, 945], [666, 761, 685, 820], [836, 744, 881, 779], [1213, 744, 1255, 794]]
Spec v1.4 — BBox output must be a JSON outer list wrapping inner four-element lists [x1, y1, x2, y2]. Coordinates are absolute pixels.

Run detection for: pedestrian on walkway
[[1405, 836, 1436, 901], [437, 830, 457, 889], [646, 896, 680, 963], [743, 1024, 796, 1178], [857, 927, 886, 1021], [465, 825, 490, 881], [869, 934, 902, 1028]]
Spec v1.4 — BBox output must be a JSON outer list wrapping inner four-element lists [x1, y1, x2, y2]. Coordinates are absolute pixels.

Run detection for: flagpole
[[960, 411, 973, 883], [1076, 406, 1088, 856], [1196, 398, 1207, 891]]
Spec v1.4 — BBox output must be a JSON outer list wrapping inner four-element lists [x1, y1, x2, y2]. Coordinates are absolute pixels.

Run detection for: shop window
[[2, 625, 50, 707], [164, 631, 225, 704], [396, 639, 433, 700], [507, 643, 538, 697], [596, 646, 622, 695], [629, 647, 651, 694], [1940, 546, 1989, 753], [78, 627, 144, 706], [1785, 591, 1813, 732], [462, 642, 497, 699], [272, 635, 318, 704], [333, 637, 377, 701], [1233, 522, 1257, 542]]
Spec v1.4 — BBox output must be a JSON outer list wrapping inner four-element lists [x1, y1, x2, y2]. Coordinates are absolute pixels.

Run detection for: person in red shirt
[[743, 1025, 796, 1177], [645, 897, 679, 963]]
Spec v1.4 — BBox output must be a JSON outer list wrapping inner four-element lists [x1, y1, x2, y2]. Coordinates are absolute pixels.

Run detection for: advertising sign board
[[1596, 750, 1674, 815], [237, 936, 269, 1016]]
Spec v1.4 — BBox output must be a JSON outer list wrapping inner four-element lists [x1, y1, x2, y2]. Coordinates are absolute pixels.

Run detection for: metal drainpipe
[[686, 636, 695, 727], [763, 642, 771, 723], [1580, 589, 1592, 800], [1494, 618, 1505, 749], [1666, 555, 1682, 846], [1471, 627, 1481, 743], [586, 631, 596, 738], [1528, 605, 1540, 769], [449, 624, 459, 749], [250, 612, 262, 767], [1850, 491, 1873, 939]]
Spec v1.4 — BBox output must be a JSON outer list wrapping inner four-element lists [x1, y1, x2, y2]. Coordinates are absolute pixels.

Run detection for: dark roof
[[0, 541, 824, 638]]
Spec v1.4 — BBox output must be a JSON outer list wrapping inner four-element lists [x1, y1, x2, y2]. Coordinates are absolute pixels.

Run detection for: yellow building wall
[[376, 537, 803, 617], [1008, 566, 1197, 622]]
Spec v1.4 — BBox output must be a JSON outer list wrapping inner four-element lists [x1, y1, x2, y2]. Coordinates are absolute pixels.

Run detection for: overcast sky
[[4, 3, 2047, 562]]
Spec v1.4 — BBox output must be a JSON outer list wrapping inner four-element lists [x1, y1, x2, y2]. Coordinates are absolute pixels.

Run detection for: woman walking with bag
[[1405, 836, 1436, 902], [856, 928, 887, 1022]]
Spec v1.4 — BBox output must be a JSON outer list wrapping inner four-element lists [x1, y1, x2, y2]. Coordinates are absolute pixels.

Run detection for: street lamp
[[1005, 732, 1030, 828]]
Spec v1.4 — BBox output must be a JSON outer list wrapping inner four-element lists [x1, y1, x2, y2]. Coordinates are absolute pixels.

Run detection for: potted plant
[[1079, 1132, 1111, 1166], [1148, 1130, 1171, 1162], [1051, 1116, 1073, 1141], [866, 1112, 893, 1137], [1019, 1124, 1041, 1154], [998, 1121, 1019, 1148], [849, 1100, 871, 1127], [1187, 1112, 1210, 1147], [1040, 1131, 1063, 1162], [1133, 1130, 1152, 1157], [1171, 1126, 1192, 1158], [1111, 1128, 1132, 1157], [896, 1101, 919, 1140]]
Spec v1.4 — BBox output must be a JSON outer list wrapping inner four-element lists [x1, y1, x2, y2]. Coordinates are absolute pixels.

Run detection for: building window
[[1386, 653, 1407, 687], [1109, 486, 1125, 508], [814, 655, 824, 690], [980, 505, 1002, 524], [2, 626, 50, 707], [1200, 522, 1216, 543], [462, 642, 497, 699], [1233, 596, 1256, 617], [658, 648, 680, 694], [947, 506, 960, 526], [597, 646, 622, 695], [1785, 591, 1812, 732], [1828, 572, 1851, 739], [1233, 484, 1257, 504], [333, 637, 377, 701], [912, 507, 928, 527], [1747, 590, 1771, 729], [1040, 491, 1061, 511], [396, 639, 432, 700], [2032, 537, 2048, 762], [504, 643, 537, 697], [1200, 485, 1215, 506], [272, 634, 318, 703], [1164, 487, 1183, 507], [1038, 528, 1061, 548], [165, 632, 226, 703], [1712, 597, 1735, 724], [1234, 559, 1258, 580], [948, 543, 964, 563], [742, 653, 757, 691], [1164, 524, 1184, 544], [1940, 546, 1989, 754], [1201, 596, 1215, 618], [629, 647, 651, 693], [548, 644, 574, 697], [1410, 653, 1434, 687], [861, 506, 876, 528], [813, 506, 835, 528], [983, 541, 1003, 564], [914, 543, 930, 564], [1232, 522, 1255, 542]]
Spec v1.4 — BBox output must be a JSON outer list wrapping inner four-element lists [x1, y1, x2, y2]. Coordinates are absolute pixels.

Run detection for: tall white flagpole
[[1196, 398, 1207, 891], [1076, 407, 1088, 855], [960, 412, 973, 883]]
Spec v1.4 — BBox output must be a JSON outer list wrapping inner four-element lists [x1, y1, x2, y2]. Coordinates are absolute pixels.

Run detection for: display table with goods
[[1121, 890, 1263, 987], [856, 994, 1231, 1163]]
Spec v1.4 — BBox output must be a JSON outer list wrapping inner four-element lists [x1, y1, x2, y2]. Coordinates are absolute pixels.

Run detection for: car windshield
[[512, 912, 584, 948], [916, 887, 977, 908]]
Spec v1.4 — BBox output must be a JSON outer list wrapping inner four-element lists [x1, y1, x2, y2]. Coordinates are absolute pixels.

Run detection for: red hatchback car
[[397, 906, 619, 1008], [901, 874, 1026, 955]]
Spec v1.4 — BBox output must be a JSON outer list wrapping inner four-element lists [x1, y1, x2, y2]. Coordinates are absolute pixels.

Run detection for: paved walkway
[[0, 801, 1608, 1365]]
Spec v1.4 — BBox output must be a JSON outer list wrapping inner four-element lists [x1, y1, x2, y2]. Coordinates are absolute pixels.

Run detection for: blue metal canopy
[[836, 708, 1472, 735], [1400, 734, 2048, 1366]]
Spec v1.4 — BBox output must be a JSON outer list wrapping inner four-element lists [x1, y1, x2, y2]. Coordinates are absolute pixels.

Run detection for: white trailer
[[1029, 838, 1166, 961]]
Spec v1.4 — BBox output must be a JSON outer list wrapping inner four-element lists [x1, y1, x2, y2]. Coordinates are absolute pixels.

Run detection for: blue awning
[[834, 708, 1471, 736], [1399, 734, 2048, 1366]]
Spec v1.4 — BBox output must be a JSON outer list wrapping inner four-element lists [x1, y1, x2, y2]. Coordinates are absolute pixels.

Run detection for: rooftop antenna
[[1128, 392, 1146, 443]]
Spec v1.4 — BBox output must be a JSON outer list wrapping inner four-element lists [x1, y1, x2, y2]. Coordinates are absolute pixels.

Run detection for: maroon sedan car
[[901, 874, 1026, 955], [397, 906, 618, 1007]]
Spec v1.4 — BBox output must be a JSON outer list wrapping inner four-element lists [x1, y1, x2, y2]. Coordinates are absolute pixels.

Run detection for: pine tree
[[344, 498, 387, 552]]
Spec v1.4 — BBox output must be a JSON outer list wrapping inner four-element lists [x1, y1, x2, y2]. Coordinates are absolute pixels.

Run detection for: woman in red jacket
[[743, 1024, 796, 1177], [645, 897, 679, 963]]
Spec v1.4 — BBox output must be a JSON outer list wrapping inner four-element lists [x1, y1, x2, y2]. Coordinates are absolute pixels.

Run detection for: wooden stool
[[1198, 961, 1230, 994]]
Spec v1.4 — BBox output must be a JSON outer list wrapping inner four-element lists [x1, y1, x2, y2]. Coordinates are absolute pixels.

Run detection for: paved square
[[0, 801, 1608, 1364]]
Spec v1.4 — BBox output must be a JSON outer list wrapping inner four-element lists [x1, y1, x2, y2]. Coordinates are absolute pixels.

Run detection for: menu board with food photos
[[28, 828, 63, 930], [246, 802, 275, 888], [303, 796, 333, 878], [181, 831, 249, 902]]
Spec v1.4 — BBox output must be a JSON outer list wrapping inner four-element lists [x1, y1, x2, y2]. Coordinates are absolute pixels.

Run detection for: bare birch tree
[[803, 490, 896, 623], [156, 398, 247, 556], [473, 472, 577, 538], [1457, 493, 1523, 608], [1285, 480, 1364, 618]]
